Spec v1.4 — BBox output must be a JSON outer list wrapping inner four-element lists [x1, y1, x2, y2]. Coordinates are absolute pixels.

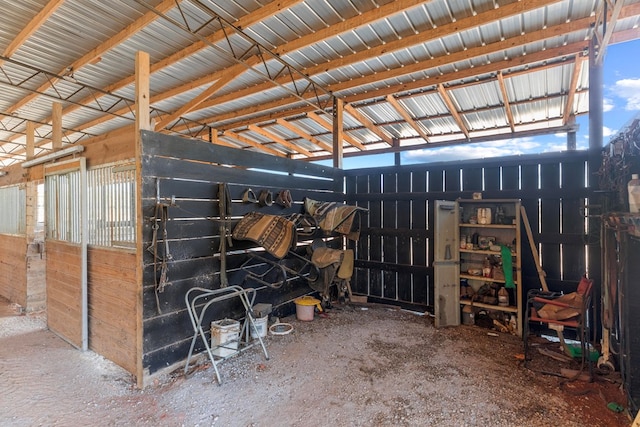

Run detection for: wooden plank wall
[[47, 240, 82, 347], [140, 131, 343, 376], [88, 247, 137, 374], [344, 151, 598, 311], [0, 234, 27, 306]]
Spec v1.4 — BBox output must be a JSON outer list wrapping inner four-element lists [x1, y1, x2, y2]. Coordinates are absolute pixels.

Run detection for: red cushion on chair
[[577, 275, 592, 296]]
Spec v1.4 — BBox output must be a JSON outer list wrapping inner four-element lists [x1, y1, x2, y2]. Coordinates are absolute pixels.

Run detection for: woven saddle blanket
[[232, 212, 296, 259], [304, 197, 366, 241]]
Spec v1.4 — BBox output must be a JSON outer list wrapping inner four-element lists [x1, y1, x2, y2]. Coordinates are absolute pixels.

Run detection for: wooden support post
[[52, 102, 62, 150], [135, 52, 151, 133], [26, 121, 35, 159], [332, 97, 343, 169], [134, 50, 150, 389]]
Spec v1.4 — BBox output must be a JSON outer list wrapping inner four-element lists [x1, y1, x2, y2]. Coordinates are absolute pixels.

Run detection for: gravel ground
[[0, 299, 630, 426]]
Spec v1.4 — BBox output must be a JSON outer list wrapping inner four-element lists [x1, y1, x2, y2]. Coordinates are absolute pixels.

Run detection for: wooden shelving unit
[[457, 199, 522, 336]]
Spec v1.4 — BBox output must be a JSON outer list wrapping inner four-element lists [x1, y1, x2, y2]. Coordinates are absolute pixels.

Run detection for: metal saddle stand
[[184, 285, 269, 385]]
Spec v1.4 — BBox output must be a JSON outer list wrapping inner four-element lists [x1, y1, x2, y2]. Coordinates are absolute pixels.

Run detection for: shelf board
[[460, 223, 516, 229], [460, 274, 520, 284], [460, 299, 518, 313], [460, 248, 516, 257]]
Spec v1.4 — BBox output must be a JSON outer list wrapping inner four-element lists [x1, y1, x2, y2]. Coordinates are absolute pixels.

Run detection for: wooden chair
[[523, 275, 594, 380]]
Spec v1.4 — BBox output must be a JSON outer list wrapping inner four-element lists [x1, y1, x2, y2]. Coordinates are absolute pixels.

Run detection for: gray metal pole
[[589, 37, 603, 154]]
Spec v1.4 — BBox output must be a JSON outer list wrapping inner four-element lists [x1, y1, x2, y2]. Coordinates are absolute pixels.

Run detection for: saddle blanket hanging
[[232, 212, 296, 259]]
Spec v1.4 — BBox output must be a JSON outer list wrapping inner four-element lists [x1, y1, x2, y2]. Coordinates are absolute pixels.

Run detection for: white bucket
[[294, 296, 320, 321], [211, 319, 240, 357], [250, 315, 268, 339]]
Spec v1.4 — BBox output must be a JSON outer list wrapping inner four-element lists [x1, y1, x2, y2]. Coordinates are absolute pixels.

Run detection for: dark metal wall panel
[[561, 160, 588, 281], [463, 167, 483, 192], [540, 163, 561, 280], [396, 171, 413, 302], [411, 171, 428, 305], [367, 173, 383, 298], [352, 174, 370, 295], [382, 172, 398, 300], [140, 132, 343, 375]]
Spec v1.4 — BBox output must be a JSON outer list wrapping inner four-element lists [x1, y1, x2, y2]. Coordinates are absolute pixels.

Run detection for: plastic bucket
[[294, 296, 320, 321], [211, 319, 240, 357], [250, 315, 268, 339]]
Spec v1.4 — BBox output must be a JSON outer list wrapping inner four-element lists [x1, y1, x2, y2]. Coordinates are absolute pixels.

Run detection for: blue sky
[[331, 39, 640, 169]]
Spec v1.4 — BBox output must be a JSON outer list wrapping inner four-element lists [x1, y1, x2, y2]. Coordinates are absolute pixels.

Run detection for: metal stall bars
[[184, 285, 269, 385]]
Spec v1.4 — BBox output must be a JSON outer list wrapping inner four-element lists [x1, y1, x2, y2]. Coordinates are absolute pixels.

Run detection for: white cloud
[[603, 126, 618, 137], [554, 132, 567, 138], [403, 137, 542, 163], [611, 78, 640, 111], [603, 97, 615, 112]]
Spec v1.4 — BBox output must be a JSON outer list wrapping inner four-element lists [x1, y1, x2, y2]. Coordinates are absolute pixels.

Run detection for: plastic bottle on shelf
[[498, 287, 509, 306], [629, 173, 640, 213]]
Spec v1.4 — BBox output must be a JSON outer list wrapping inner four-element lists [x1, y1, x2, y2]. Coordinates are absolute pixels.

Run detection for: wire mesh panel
[[0, 185, 26, 235]]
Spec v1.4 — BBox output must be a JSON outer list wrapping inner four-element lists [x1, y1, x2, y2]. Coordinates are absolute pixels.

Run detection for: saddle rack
[[184, 285, 269, 385]]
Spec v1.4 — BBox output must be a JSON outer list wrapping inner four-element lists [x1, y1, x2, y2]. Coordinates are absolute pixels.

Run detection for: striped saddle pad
[[232, 212, 296, 259]]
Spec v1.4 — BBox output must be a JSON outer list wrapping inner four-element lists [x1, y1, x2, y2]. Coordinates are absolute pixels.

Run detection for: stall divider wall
[[344, 151, 599, 316], [139, 131, 344, 384], [45, 129, 139, 372]]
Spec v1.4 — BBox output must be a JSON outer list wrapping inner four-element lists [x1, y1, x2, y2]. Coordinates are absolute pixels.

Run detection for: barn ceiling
[[0, 0, 639, 167]]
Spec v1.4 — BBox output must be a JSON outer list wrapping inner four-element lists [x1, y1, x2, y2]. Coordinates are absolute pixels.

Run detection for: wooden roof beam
[[437, 85, 470, 139], [155, 71, 237, 130], [344, 104, 393, 146], [497, 72, 515, 132], [190, 15, 596, 129], [190, 0, 561, 120], [563, 54, 586, 124], [181, 39, 590, 134], [594, 0, 626, 64], [385, 95, 431, 142], [274, 119, 333, 153], [1, 0, 65, 60], [5, 0, 179, 115], [220, 130, 286, 158], [247, 124, 314, 158], [306, 112, 367, 151]]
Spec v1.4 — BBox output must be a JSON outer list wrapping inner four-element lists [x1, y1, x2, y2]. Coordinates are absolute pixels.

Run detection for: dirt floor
[[0, 298, 632, 427]]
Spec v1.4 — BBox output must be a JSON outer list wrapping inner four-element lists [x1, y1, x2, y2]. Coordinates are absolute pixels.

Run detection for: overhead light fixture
[[21, 145, 85, 168]]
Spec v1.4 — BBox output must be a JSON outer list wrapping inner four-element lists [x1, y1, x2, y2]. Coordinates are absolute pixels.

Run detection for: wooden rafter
[[344, 104, 393, 146], [172, 39, 590, 137], [220, 130, 285, 158], [1, 0, 65, 60], [187, 15, 595, 130], [247, 124, 314, 158], [191, 0, 560, 116], [594, 0, 626, 64], [155, 71, 237, 130], [274, 119, 333, 153], [306, 112, 366, 151], [385, 95, 431, 142], [437, 85, 469, 139], [497, 72, 515, 132], [4, 0, 178, 116], [563, 54, 586, 125]]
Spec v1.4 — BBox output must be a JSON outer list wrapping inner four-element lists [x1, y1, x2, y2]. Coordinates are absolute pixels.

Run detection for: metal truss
[[135, 0, 334, 116], [0, 55, 212, 140], [0, 112, 96, 147]]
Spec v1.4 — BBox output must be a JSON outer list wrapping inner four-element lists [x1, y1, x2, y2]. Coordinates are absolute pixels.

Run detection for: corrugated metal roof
[[0, 0, 639, 166]]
